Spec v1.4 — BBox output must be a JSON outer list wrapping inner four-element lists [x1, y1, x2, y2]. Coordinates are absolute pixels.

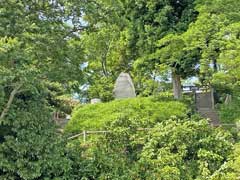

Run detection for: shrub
[[0, 89, 71, 180], [218, 94, 240, 124], [210, 143, 240, 180], [138, 119, 233, 179], [67, 117, 233, 180], [65, 97, 188, 133]]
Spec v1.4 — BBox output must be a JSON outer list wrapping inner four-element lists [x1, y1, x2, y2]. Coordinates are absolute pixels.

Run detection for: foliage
[[45, 82, 79, 115], [218, 93, 240, 124], [85, 116, 144, 180], [87, 77, 114, 102], [67, 116, 233, 180], [211, 22, 240, 90], [139, 119, 233, 180], [1, 0, 240, 179], [65, 96, 188, 133], [65, 140, 99, 180], [152, 33, 200, 77], [128, 0, 197, 97], [80, 24, 132, 100], [210, 143, 240, 180], [0, 86, 71, 180], [184, 0, 240, 86], [0, 1, 86, 179], [76, 0, 198, 97]]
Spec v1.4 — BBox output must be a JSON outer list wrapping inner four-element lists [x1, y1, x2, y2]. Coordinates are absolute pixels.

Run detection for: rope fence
[[67, 125, 240, 142], [67, 128, 152, 142]]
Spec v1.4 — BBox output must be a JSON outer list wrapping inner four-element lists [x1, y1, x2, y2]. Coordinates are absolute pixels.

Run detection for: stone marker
[[113, 72, 136, 99], [90, 98, 102, 104]]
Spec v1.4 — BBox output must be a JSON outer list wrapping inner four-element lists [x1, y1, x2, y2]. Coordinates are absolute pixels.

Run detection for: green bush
[[218, 94, 240, 124], [210, 143, 240, 180], [67, 116, 233, 180], [138, 119, 233, 179], [0, 90, 71, 180], [65, 97, 188, 133]]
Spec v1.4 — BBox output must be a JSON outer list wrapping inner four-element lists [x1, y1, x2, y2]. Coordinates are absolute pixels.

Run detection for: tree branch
[[0, 83, 23, 121]]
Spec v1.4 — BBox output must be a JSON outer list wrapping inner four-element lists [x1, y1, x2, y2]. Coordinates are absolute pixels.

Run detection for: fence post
[[211, 87, 215, 109], [236, 123, 240, 132], [83, 130, 86, 143]]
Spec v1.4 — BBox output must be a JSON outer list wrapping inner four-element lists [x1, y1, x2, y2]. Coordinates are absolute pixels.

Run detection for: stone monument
[[90, 98, 102, 104], [113, 72, 136, 99]]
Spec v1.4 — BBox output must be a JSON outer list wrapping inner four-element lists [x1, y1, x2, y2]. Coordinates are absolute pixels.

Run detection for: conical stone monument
[[113, 72, 136, 99]]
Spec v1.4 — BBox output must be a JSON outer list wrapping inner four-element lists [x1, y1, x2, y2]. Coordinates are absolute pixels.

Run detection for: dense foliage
[[65, 96, 188, 133], [0, 84, 72, 179], [0, 1, 83, 179], [1, 0, 240, 179], [210, 143, 240, 179], [138, 120, 232, 179], [218, 93, 240, 124], [67, 117, 233, 180]]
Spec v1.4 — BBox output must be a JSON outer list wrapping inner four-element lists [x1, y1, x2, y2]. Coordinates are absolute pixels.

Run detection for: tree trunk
[[101, 58, 108, 77], [172, 71, 182, 99], [0, 83, 22, 121]]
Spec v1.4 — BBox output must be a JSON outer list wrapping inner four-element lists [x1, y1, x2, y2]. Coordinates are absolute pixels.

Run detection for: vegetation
[[0, 0, 240, 179], [66, 117, 233, 179], [66, 96, 188, 133], [211, 143, 240, 179], [0, 85, 72, 179], [218, 93, 240, 124]]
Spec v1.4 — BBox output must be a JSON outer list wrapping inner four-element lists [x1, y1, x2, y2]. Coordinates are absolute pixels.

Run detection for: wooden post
[[192, 88, 197, 110], [83, 130, 86, 143], [211, 88, 215, 110]]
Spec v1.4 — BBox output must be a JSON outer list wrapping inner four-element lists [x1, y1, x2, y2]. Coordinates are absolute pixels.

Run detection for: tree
[[147, 34, 200, 99], [0, 1, 88, 178], [211, 23, 240, 91], [184, 0, 240, 87], [0, 0, 85, 121], [76, 0, 136, 101], [76, 0, 198, 98], [129, 0, 198, 97], [81, 25, 130, 101], [0, 87, 72, 179]]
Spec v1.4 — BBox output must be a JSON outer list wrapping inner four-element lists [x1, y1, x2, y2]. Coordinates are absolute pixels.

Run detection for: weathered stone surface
[[90, 98, 102, 104], [113, 72, 136, 99], [196, 90, 220, 126], [196, 92, 213, 109]]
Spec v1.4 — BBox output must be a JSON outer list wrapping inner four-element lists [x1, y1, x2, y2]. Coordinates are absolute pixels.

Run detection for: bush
[[138, 119, 233, 179], [67, 117, 233, 180], [65, 97, 188, 133], [218, 93, 240, 124], [0, 88, 71, 180], [210, 143, 240, 180]]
